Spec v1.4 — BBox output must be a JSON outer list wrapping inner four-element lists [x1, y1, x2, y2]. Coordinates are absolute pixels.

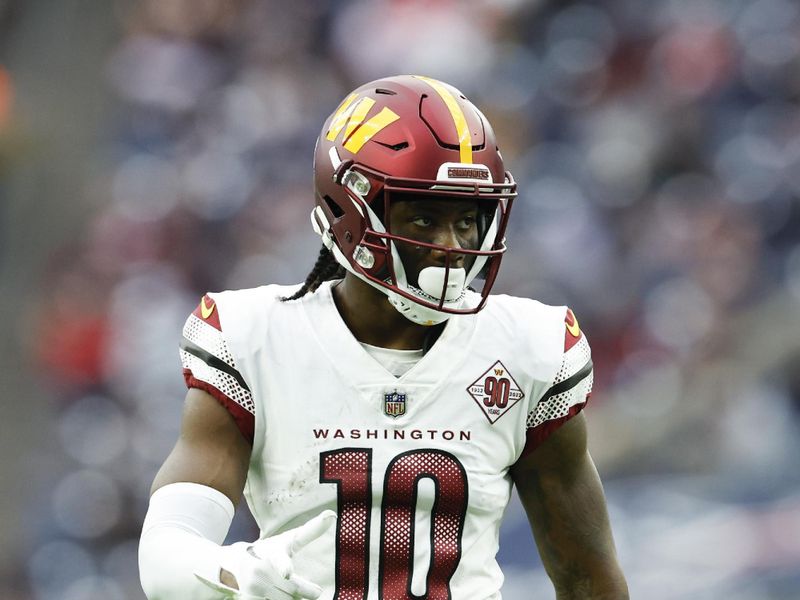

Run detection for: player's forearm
[[537, 493, 628, 600], [552, 566, 629, 600], [513, 420, 628, 599], [140, 521, 226, 599], [138, 482, 234, 600], [537, 491, 629, 600], [555, 590, 629, 600]]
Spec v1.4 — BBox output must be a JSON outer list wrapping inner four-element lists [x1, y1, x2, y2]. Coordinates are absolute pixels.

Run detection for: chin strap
[[385, 267, 468, 326]]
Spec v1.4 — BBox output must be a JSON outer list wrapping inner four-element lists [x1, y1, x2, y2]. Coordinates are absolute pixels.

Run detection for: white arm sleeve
[[139, 482, 334, 600], [138, 482, 234, 600]]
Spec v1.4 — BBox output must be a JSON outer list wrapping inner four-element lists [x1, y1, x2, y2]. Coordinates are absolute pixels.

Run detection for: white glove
[[195, 510, 337, 600]]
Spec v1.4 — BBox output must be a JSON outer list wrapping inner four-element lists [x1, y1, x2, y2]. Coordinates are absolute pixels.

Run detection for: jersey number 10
[[320, 448, 469, 600]]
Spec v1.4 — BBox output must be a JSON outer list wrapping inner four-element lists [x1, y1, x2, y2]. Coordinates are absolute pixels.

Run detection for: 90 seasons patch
[[467, 360, 524, 424]]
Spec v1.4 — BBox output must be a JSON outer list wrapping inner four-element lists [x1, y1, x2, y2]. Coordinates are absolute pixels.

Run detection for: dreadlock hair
[[281, 244, 345, 301]]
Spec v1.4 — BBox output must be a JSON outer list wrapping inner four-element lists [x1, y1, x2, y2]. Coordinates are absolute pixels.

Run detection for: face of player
[[388, 198, 481, 287]]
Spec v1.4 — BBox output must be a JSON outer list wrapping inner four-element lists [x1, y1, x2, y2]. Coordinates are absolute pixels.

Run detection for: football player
[[139, 75, 629, 599]]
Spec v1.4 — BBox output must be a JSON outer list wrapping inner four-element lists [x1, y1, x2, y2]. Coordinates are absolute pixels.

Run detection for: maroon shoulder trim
[[519, 399, 588, 459], [564, 307, 583, 352], [183, 368, 254, 444], [192, 294, 222, 331]]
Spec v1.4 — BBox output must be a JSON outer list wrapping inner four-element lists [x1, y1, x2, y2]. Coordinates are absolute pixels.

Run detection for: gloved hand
[[195, 510, 336, 599]]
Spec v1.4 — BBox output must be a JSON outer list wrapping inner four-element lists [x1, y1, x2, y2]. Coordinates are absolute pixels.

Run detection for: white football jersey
[[179, 280, 593, 600]]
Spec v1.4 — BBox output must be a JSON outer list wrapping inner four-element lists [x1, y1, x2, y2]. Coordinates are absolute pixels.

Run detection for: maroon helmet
[[311, 75, 516, 325]]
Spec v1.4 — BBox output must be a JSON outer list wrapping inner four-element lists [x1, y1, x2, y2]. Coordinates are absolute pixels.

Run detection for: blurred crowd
[[4, 0, 800, 598]]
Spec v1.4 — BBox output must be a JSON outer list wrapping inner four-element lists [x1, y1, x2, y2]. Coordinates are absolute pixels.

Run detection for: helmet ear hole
[[323, 195, 345, 219]]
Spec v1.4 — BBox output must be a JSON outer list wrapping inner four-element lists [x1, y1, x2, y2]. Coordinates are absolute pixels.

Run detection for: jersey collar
[[301, 280, 478, 389]]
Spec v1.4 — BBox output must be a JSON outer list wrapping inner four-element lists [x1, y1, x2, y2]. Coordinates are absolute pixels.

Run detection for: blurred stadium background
[[2, 0, 800, 598]]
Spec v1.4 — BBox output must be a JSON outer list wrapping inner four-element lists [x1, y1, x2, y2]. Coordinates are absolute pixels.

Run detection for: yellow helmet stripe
[[325, 92, 359, 141], [344, 106, 400, 154], [413, 75, 472, 164]]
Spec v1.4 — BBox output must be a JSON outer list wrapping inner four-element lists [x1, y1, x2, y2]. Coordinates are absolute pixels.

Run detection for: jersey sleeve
[[521, 308, 593, 456], [179, 294, 255, 444]]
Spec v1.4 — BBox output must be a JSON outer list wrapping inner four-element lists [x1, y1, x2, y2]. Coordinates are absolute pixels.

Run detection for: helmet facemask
[[312, 159, 516, 326]]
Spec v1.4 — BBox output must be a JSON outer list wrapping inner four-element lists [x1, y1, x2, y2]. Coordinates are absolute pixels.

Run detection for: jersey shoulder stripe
[[180, 336, 251, 393], [521, 306, 593, 455], [180, 294, 255, 442], [539, 357, 592, 403]]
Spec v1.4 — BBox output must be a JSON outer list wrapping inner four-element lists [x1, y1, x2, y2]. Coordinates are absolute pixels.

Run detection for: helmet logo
[[447, 167, 489, 180], [326, 94, 399, 154]]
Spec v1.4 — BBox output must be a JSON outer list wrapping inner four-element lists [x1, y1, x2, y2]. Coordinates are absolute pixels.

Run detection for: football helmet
[[311, 75, 517, 325]]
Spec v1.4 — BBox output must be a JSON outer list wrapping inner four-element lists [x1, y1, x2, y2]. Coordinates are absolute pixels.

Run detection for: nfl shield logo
[[384, 390, 406, 418]]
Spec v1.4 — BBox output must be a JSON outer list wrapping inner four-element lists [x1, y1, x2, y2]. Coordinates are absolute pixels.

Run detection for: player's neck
[[331, 275, 434, 350]]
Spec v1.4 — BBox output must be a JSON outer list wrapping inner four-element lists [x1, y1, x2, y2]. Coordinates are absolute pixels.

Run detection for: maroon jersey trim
[[183, 368, 254, 444], [518, 399, 588, 458], [192, 294, 222, 331], [564, 307, 583, 352]]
